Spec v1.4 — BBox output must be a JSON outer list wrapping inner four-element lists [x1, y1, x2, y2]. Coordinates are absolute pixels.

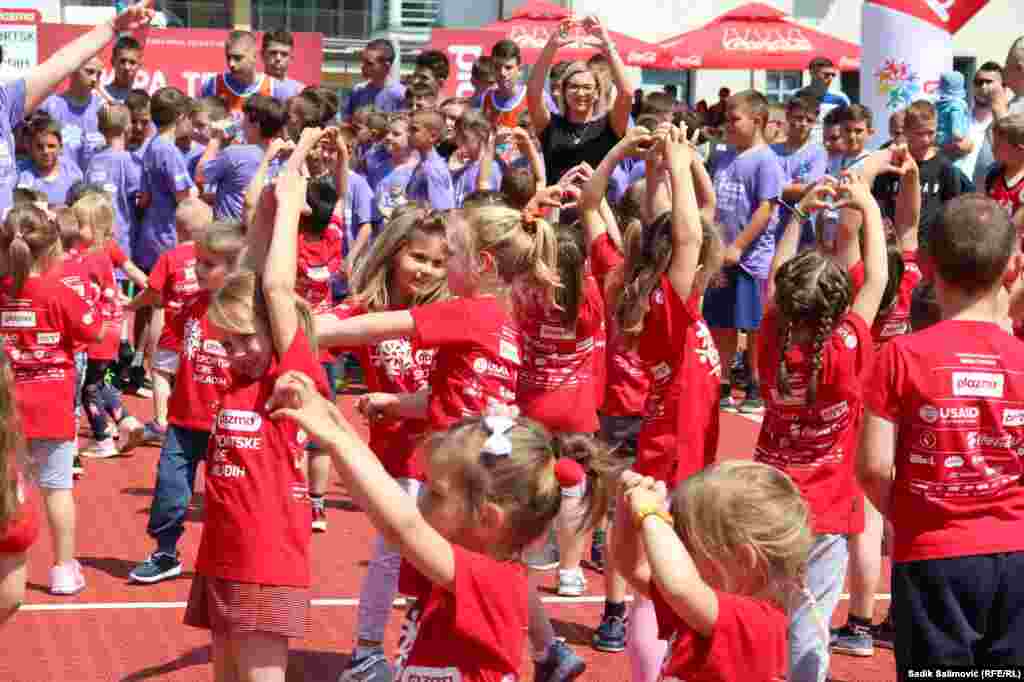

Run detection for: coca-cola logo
[[627, 51, 658, 66], [721, 27, 813, 53], [671, 55, 703, 68]]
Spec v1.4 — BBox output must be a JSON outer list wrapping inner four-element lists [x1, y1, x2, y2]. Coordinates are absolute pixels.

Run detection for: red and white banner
[[860, 0, 988, 144], [865, 0, 989, 34], [36, 24, 323, 97]]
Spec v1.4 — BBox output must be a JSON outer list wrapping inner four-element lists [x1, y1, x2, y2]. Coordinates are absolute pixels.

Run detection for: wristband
[[634, 503, 674, 530]]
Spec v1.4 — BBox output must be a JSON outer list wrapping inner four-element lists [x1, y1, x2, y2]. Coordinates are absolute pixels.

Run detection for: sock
[[848, 614, 872, 630], [309, 494, 325, 511], [604, 600, 627, 620], [132, 351, 144, 368]]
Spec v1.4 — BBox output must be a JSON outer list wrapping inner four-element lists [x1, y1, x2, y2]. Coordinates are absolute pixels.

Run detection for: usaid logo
[[218, 409, 262, 433], [952, 372, 1004, 398], [919, 404, 979, 424], [1, 310, 35, 328]]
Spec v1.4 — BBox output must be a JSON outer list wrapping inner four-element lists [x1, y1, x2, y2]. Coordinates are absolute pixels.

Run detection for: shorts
[[702, 265, 764, 331], [184, 574, 311, 639], [152, 348, 180, 374], [25, 439, 76, 490]]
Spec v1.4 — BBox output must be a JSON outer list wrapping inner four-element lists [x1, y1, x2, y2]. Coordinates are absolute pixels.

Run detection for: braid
[[776, 319, 794, 399], [807, 312, 833, 406]]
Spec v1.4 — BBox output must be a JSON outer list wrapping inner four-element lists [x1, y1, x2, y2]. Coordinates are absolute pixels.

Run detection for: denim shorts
[[702, 265, 764, 331], [26, 438, 76, 490]]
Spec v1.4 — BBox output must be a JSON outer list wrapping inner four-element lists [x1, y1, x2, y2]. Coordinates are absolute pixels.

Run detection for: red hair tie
[[554, 458, 585, 488]]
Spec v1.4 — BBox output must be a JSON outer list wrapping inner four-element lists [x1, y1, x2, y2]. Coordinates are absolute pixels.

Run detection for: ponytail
[[0, 352, 23, 530], [519, 212, 560, 309], [1, 206, 60, 297]]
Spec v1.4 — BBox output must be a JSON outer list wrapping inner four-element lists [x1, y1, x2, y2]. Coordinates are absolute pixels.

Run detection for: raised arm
[[843, 173, 888, 327], [582, 16, 634, 137], [580, 127, 651, 246], [242, 138, 291, 230], [316, 309, 415, 350], [528, 25, 571, 136], [662, 127, 703, 302]]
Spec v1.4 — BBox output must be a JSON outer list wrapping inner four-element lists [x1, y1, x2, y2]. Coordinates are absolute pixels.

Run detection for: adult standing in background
[[101, 36, 144, 103], [971, 37, 1024, 187], [801, 57, 850, 145], [706, 87, 731, 129], [955, 62, 1002, 185], [528, 16, 632, 187]]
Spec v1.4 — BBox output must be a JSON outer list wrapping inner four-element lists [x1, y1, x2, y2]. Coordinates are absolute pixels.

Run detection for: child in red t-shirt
[[183, 132, 328, 680], [613, 461, 812, 682], [126, 198, 211, 444], [582, 125, 724, 681], [271, 377, 613, 682], [755, 172, 888, 681], [0, 350, 40, 625], [985, 114, 1024, 238], [128, 220, 244, 586], [318, 205, 448, 680], [73, 192, 148, 458], [861, 195, 1024, 674], [0, 206, 102, 596]]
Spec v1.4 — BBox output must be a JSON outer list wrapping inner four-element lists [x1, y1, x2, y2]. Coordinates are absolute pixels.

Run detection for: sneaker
[[80, 437, 118, 459], [592, 614, 627, 652], [872, 616, 895, 650], [50, 560, 85, 595], [719, 384, 737, 412], [118, 416, 146, 453], [312, 505, 328, 533], [534, 640, 586, 682], [730, 350, 751, 387], [830, 623, 874, 657], [129, 552, 183, 584], [589, 528, 606, 570], [142, 421, 166, 445], [524, 531, 560, 571], [72, 455, 84, 478], [338, 650, 392, 682], [738, 385, 765, 414], [557, 568, 587, 597], [123, 365, 152, 397]]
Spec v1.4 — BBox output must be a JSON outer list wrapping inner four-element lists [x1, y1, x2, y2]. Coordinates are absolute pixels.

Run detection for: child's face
[[444, 213, 478, 297], [194, 244, 231, 292], [217, 326, 273, 381], [441, 104, 466, 140], [764, 111, 788, 144], [409, 117, 438, 152], [456, 129, 483, 160], [724, 103, 761, 148], [77, 220, 94, 247], [409, 93, 437, 112], [385, 120, 410, 156], [889, 115, 905, 145], [495, 58, 521, 94], [113, 48, 141, 88], [906, 118, 937, 159], [191, 111, 212, 145], [31, 132, 61, 172], [841, 119, 874, 155], [129, 107, 152, 148], [392, 228, 448, 304], [823, 124, 846, 156], [472, 75, 496, 95], [175, 115, 194, 143], [785, 108, 816, 146], [419, 458, 470, 544]]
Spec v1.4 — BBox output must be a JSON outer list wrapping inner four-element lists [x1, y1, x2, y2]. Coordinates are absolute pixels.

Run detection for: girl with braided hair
[[754, 172, 888, 682]]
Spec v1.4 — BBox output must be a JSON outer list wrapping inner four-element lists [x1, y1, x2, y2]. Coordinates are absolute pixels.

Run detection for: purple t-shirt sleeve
[[350, 172, 373, 227], [155, 142, 195, 194], [200, 152, 229, 185], [409, 153, 454, 210], [754, 152, 785, 204], [0, 79, 28, 214]]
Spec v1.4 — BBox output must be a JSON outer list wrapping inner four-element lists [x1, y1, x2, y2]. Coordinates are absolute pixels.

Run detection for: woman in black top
[[527, 16, 633, 186]]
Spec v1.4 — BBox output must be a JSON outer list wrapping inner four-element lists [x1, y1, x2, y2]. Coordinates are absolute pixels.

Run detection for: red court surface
[[3, 392, 896, 681]]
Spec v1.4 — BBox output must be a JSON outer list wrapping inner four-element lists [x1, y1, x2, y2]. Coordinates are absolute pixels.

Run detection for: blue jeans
[[146, 425, 210, 555], [788, 533, 849, 682]]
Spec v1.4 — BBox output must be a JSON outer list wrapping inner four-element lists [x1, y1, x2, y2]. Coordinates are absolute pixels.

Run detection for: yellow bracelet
[[634, 505, 674, 530]]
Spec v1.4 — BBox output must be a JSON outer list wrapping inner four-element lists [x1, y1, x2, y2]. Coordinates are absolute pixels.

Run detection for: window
[[253, 0, 372, 39], [65, 0, 228, 28], [766, 70, 803, 103]]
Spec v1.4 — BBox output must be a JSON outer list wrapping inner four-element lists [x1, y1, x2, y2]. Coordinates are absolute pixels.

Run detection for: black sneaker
[[124, 365, 153, 398], [592, 614, 627, 653], [129, 551, 182, 584], [830, 623, 874, 656]]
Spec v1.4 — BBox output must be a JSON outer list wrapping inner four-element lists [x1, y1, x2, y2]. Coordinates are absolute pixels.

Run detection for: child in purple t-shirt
[[450, 110, 502, 208], [39, 58, 107, 173], [16, 118, 85, 206], [137, 88, 196, 272], [85, 103, 142, 258], [702, 90, 785, 414], [405, 109, 454, 210], [371, 115, 419, 225], [770, 95, 828, 248]]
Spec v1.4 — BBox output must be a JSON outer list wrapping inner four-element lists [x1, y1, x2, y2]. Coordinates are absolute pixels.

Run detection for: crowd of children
[[1, 2, 1024, 681]]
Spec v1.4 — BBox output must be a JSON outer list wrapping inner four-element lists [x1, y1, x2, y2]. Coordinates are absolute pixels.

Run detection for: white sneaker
[[118, 416, 145, 454], [557, 568, 586, 597], [50, 560, 85, 595], [80, 438, 118, 459]]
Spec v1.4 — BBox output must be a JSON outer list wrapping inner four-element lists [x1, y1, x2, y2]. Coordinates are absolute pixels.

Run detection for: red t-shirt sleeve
[[827, 311, 874, 384], [0, 476, 39, 554], [107, 243, 128, 268], [147, 251, 171, 300], [589, 233, 624, 287], [451, 546, 528, 670], [411, 298, 489, 349], [58, 280, 101, 344], [275, 327, 330, 399], [865, 341, 903, 421]]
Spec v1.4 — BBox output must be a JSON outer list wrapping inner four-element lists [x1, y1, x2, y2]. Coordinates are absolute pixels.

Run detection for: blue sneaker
[[534, 640, 585, 682], [338, 649, 392, 682], [830, 623, 874, 657], [592, 614, 627, 652]]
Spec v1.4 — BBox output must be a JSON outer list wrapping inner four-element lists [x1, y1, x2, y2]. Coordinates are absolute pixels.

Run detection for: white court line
[[21, 593, 890, 613]]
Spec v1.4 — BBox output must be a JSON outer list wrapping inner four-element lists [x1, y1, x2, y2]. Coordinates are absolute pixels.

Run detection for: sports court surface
[[3, 390, 896, 681]]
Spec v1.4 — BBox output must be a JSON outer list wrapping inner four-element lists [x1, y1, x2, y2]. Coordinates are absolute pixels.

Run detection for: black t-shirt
[[540, 113, 622, 187], [872, 152, 974, 246]]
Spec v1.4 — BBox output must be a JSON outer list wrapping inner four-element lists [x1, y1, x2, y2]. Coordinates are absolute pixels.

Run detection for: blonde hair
[[994, 112, 1024, 147], [175, 197, 213, 240], [351, 204, 449, 311], [608, 212, 723, 346], [460, 205, 560, 309], [423, 417, 618, 560], [72, 192, 116, 250], [673, 460, 812, 609], [0, 352, 23, 530], [1, 206, 62, 296], [208, 269, 318, 355], [197, 219, 245, 268]]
